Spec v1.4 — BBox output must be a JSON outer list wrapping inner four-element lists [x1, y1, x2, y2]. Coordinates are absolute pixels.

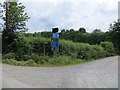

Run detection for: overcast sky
[[1, 0, 119, 33]]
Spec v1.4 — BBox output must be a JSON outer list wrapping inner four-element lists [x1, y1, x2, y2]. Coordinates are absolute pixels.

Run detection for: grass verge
[[2, 55, 96, 67]]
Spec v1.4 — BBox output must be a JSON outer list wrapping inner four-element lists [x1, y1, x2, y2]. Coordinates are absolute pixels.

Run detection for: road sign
[[52, 33, 59, 38], [52, 28, 59, 33], [51, 41, 59, 47]]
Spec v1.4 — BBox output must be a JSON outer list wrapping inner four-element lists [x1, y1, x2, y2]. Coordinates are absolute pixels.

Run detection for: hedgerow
[[2, 35, 115, 65]]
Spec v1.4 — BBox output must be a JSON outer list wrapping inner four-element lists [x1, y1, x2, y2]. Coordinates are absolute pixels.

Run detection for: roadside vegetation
[[2, 34, 116, 66], [0, 1, 119, 66]]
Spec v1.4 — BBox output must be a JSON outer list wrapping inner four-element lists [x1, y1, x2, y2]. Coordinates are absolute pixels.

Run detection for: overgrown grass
[[2, 55, 95, 67]]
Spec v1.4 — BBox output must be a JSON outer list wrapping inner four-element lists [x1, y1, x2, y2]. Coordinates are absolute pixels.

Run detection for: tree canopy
[[108, 19, 120, 54], [1, 0, 30, 53]]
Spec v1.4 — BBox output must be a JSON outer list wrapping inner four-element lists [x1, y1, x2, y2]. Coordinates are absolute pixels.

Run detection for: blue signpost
[[52, 33, 59, 38], [51, 41, 59, 47], [51, 28, 59, 56]]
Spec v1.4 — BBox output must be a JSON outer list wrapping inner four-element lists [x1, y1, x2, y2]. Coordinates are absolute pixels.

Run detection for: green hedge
[[100, 41, 115, 56], [59, 40, 106, 60], [7, 35, 115, 62]]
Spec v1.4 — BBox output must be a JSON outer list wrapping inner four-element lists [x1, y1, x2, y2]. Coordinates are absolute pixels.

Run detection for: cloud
[[20, 0, 119, 32], [118, 1, 120, 19]]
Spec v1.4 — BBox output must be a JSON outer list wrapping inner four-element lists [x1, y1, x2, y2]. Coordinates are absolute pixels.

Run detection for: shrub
[[59, 40, 115, 60], [3, 35, 116, 66], [16, 61, 25, 66], [2, 59, 18, 65], [100, 41, 115, 56], [30, 53, 49, 64], [23, 59, 37, 66], [22, 54, 31, 61], [59, 40, 77, 56], [91, 45, 105, 59], [23, 36, 51, 55], [15, 37, 33, 60], [3, 53, 15, 59]]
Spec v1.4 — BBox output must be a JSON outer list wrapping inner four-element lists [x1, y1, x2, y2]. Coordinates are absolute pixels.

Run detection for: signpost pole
[[51, 28, 59, 57]]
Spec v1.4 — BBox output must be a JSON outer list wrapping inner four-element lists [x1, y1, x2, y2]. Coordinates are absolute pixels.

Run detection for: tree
[[89, 29, 104, 45], [93, 29, 102, 33], [1, 0, 30, 53], [41, 31, 52, 38], [108, 19, 120, 54], [79, 28, 86, 33], [61, 29, 65, 33], [0, 3, 3, 33]]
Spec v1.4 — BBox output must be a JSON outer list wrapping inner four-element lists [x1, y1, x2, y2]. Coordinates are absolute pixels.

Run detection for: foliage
[[10, 35, 51, 62], [108, 19, 120, 54], [1, 1, 30, 53], [59, 39, 107, 60], [3, 52, 15, 59], [46, 55, 83, 65], [2, 59, 37, 66], [100, 41, 115, 56], [2, 1, 30, 32], [23, 59, 37, 66], [30, 53, 49, 64], [1, 0, 118, 66], [2, 56, 88, 66], [60, 28, 105, 45], [2, 59, 19, 66], [41, 31, 52, 38], [88, 29, 105, 45], [14, 36, 32, 60], [7, 33, 115, 62], [2, 29, 117, 66], [2, 35, 116, 66], [79, 27, 86, 33]]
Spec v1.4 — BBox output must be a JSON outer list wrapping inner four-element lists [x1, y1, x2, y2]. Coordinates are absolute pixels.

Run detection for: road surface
[[1, 56, 118, 88]]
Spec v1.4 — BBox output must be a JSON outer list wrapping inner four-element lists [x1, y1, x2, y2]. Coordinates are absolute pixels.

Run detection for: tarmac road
[[1, 56, 118, 88]]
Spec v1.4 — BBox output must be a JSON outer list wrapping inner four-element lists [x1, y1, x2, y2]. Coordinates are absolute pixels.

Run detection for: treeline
[[40, 29, 107, 45], [60, 29, 107, 45], [2, 19, 120, 65], [40, 19, 120, 55]]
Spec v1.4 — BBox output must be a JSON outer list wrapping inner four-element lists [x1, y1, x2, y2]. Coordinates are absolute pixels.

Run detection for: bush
[[2, 35, 116, 66], [2, 59, 38, 66], [23, 59, 37, 66], [16, 61, 25, 66], [15, 35, 115, 61], [3, 53, 15, 59], [2, 59, 18, 65], [100, 41, 115, 56], [15, 37, 33, 60], [22, 54, 31, 61], [91, 45, 105, 59], [76, 44, 104, 60], [59, 40, 106, 60], [59, 40, 77, 56], [30, 53, 49, 64]]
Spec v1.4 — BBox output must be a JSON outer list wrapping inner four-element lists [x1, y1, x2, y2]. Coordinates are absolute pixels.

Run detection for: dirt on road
[[2, 56, 118, 88]]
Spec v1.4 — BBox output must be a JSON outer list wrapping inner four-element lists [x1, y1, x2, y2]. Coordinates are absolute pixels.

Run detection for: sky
[[118, 1, 120, 19], [0, 0, 119, 33]]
